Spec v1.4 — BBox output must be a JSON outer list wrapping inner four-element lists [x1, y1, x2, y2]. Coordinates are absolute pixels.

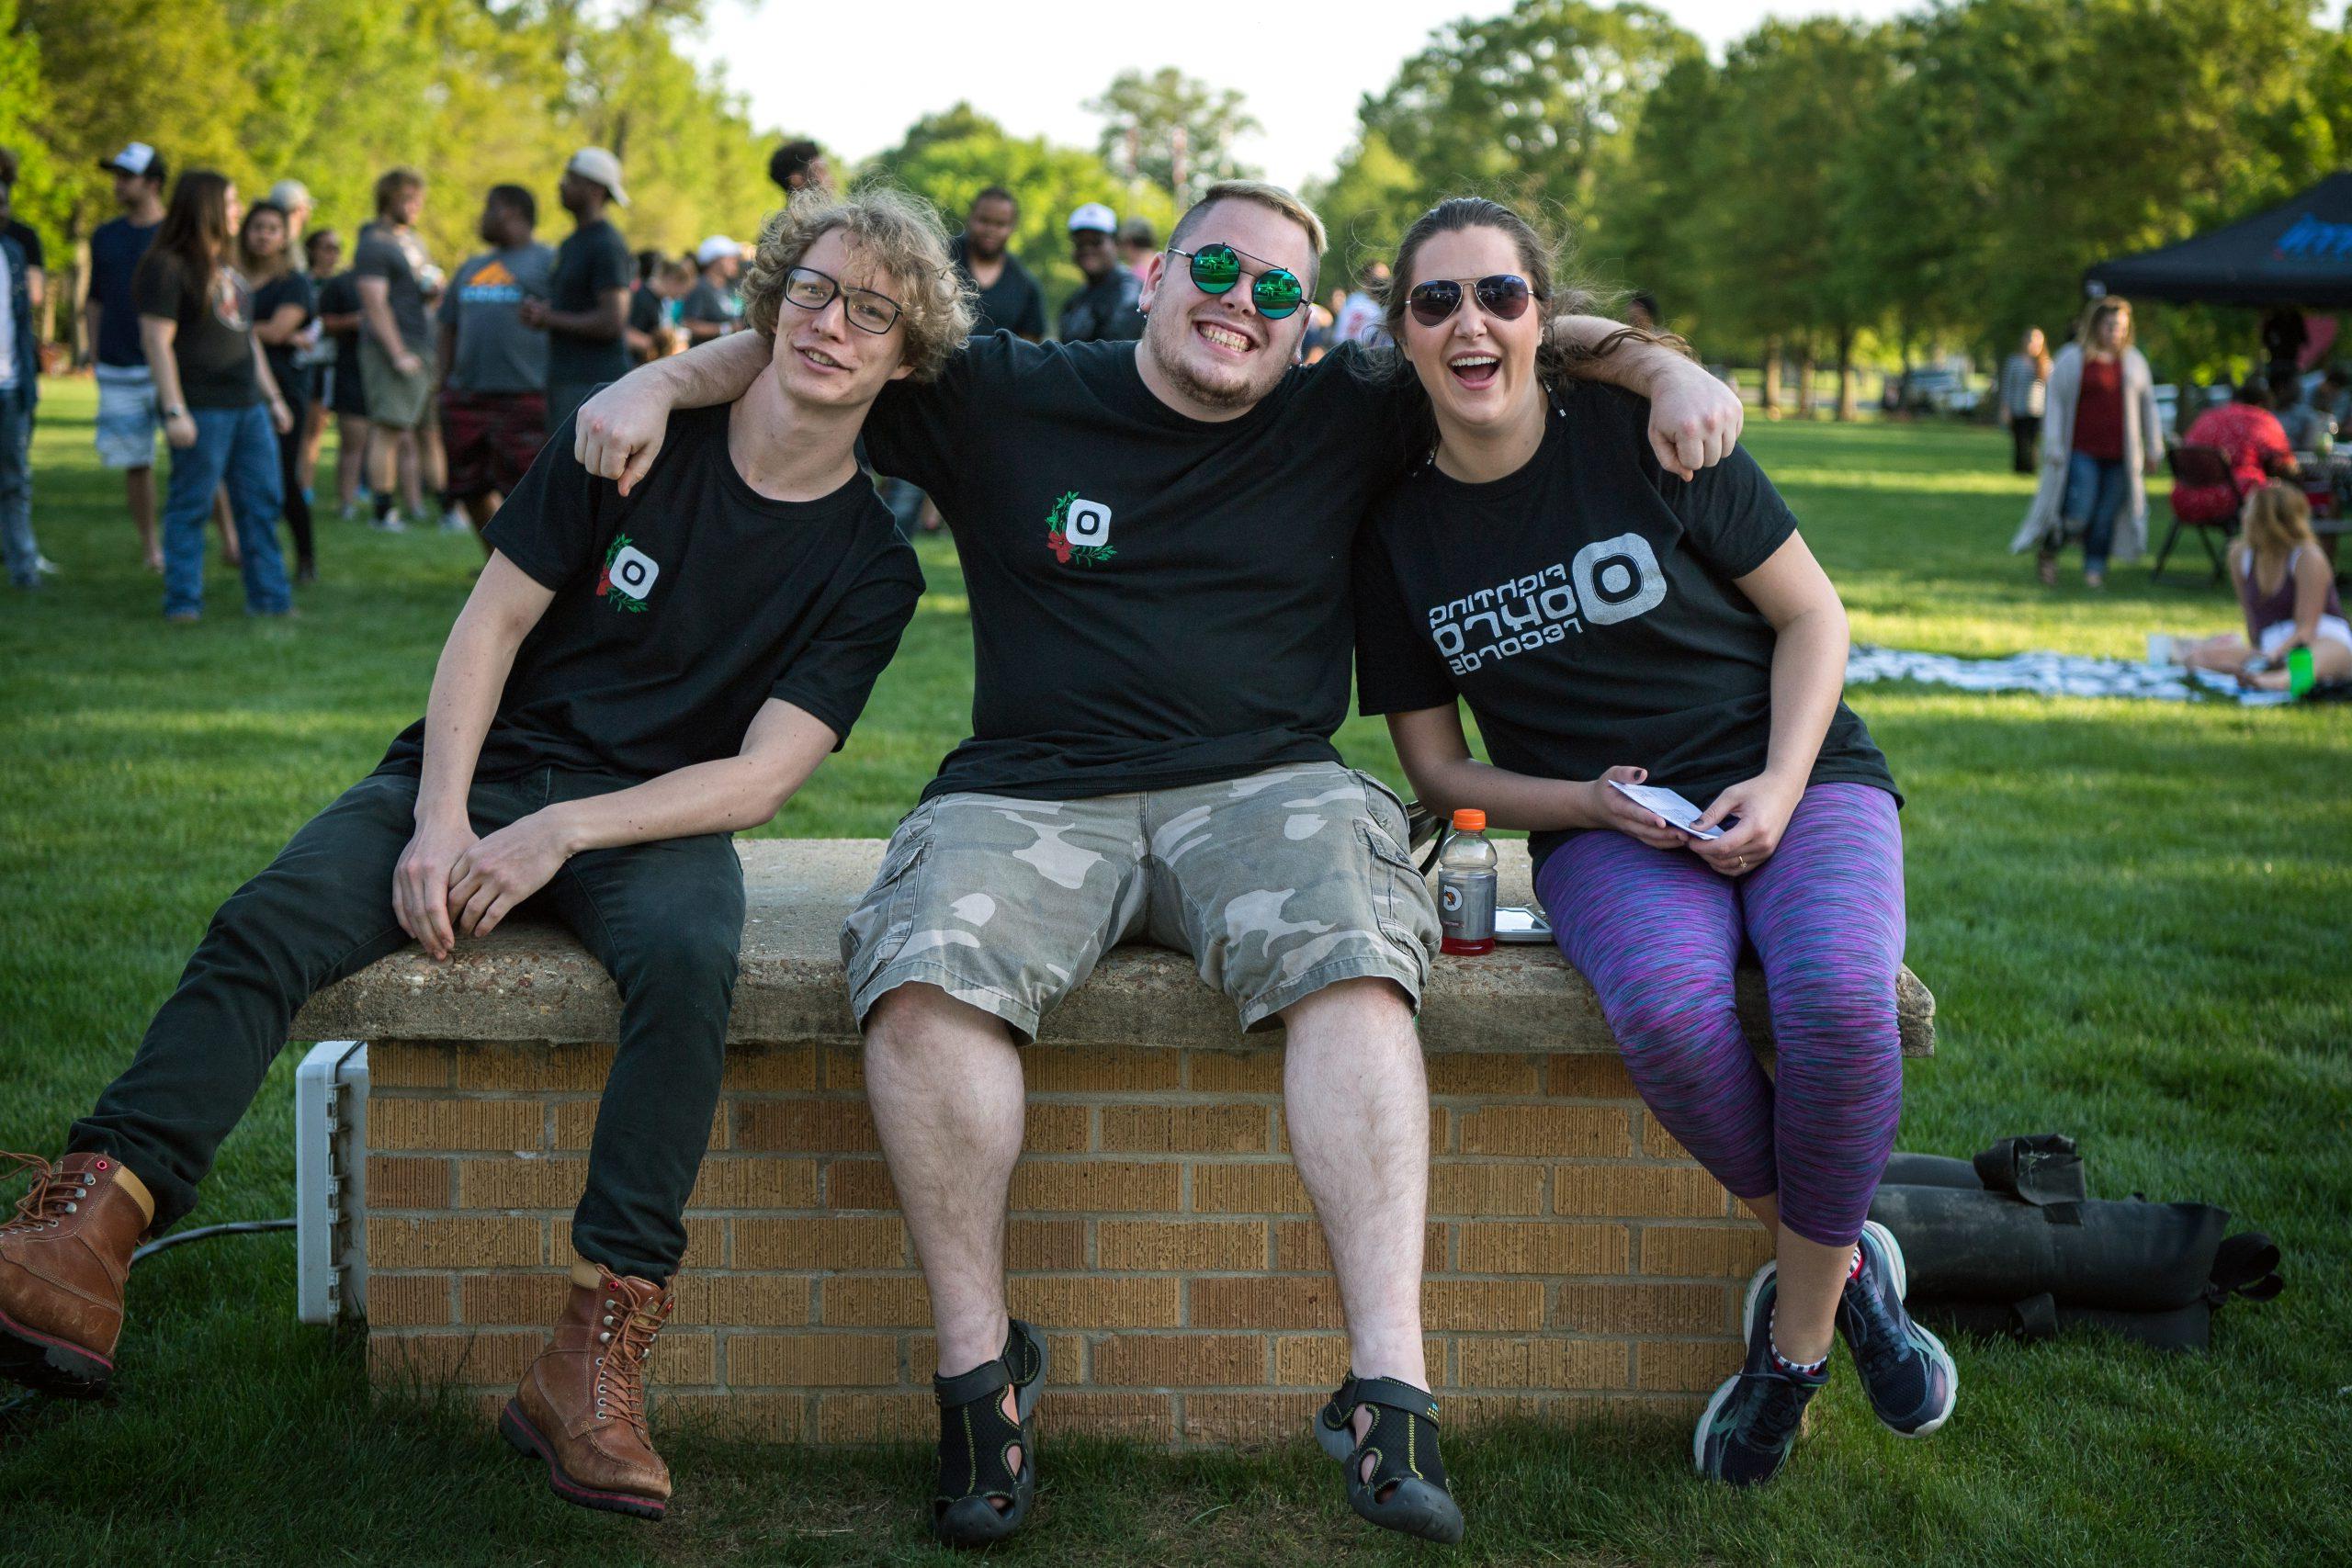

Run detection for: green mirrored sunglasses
[[1170, 243, 1306, 319]]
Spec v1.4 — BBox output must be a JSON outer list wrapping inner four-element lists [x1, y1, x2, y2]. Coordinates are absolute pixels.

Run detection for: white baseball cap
[[267, 179, 312, 210], [1067, 202, 1118, 236], [100, 141, 162, 178], [565, 147, 629, 207], [695, 235, 742, 265]]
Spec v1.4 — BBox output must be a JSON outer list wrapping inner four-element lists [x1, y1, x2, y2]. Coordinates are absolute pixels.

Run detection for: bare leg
[[1281, 977, 1431, 1470], [126, 466, 161, 570], [863, 983, 1028, 1491], [2181, 633, 2252, 674], [1739, 1192, 1847, 1363], [417, 425, 447, 501], [336, 414, 371, 509], [212, 486, 242, 568], [396, 431, 424, 517], [365, 423, 401, 511]]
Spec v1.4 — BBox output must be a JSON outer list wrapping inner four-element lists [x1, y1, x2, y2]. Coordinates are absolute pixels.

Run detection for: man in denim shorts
[[575, 179, 1741, 1547]]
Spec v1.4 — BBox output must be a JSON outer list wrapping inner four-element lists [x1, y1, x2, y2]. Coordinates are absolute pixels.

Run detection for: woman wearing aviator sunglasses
[[1351, 197, 1955, 1489]]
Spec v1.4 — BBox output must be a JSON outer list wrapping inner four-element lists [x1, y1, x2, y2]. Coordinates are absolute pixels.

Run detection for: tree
[[1352, 0, 1701, 233], [1085, 67, 1260, 206], [1305, 130, 1419, 293]]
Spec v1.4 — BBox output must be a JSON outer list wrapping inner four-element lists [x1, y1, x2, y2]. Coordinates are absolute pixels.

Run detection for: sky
[[688, 0, 1921, 194]]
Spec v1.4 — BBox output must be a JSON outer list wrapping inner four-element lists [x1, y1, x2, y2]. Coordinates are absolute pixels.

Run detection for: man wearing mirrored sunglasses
[[569, 178, 1743, 1549]]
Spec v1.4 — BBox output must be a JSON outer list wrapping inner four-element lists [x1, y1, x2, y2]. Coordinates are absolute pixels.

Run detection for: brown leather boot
[[0, 1151, 155, 1398], [500, 1261, 676, 1520]]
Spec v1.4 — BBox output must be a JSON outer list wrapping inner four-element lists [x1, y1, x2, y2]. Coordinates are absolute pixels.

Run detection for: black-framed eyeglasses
[[1169, 243, 1306, 320], [1407, 274, 1544, 328], [783, 265, 904, 334]]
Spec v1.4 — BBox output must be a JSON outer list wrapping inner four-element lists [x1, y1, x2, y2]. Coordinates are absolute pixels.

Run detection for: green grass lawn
[[2, 380, 2346, 1565]]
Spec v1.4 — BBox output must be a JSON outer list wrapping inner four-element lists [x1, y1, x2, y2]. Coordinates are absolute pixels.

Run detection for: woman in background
[[240, 200, 319, 583], [2010, 298, 2161, 589], [1996, 327, 2049, 474], [2172, 481, 2350, 690]]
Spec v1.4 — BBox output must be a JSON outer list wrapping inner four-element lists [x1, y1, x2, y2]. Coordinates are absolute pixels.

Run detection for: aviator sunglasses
[[1408, 274, 1544, 328], [1169, 243, 1306, 319]]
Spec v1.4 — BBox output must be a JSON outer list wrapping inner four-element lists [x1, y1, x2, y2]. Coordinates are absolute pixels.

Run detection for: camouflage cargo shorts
[[841, 762, 1440, 1041]]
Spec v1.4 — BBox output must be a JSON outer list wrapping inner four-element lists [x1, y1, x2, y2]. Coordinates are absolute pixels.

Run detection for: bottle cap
[[1451, 808, 1487, 832]]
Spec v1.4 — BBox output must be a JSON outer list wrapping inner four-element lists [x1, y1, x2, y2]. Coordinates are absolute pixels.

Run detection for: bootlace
[[1, 1152, 85, 1235], [594, 1292, 670, 1437]]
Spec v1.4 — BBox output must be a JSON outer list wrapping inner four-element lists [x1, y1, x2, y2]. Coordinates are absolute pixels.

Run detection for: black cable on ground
[[131, 1216, 296, 1264]]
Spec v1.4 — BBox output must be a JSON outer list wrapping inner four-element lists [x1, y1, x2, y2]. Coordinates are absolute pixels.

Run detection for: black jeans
[[2010, 414, 2041, 475], [71, 765, 745, 1282], [276, 392, 314, 570]]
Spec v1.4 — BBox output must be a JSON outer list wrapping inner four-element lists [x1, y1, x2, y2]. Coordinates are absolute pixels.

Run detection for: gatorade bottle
[[1438, 808, 1498, 956], [2288, 644, 2316, 697]]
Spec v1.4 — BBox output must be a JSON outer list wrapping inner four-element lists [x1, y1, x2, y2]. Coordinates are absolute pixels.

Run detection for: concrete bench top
[[295, 839, 1934, 1055]]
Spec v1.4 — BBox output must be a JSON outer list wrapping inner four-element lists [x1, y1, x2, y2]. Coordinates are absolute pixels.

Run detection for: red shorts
[[440, 390, 548, 502]]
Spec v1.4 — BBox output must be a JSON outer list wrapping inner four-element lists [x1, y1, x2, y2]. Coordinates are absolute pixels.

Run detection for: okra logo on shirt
[[1046, 492, 1115, 566], [596, 535, 661, 613], [1427, 532, 1667, 674]]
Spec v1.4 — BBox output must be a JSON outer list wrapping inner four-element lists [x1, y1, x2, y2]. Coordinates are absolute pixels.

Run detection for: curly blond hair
[[741, 186, 973, 382]]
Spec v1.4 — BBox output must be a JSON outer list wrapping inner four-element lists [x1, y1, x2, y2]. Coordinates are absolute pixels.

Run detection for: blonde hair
[[741, 186, 973, 383], [2076, 297, 2133, 353], [1170, 180, 1329, 288], [2241, 479, 2316, 582]]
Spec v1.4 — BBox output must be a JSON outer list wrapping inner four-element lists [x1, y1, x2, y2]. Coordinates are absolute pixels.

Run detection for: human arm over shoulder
[[1549, 314, 1741, 479]]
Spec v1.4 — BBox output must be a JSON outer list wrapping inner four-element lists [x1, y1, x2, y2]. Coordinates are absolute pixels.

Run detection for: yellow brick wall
[[363, 1041, 1765, 1447]]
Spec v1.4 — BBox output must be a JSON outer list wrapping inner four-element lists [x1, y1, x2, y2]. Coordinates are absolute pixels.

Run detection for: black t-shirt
[[319, 270, 365, 384], [379, 403, 923, 783], [548, 218, 633, 389], [864, 335, 1419, 802], [252, 270, 316, 403], [1353, 382, 1898, 873], [132, 254, 260, 409], [2, 220, 40, 270], [949, 236, 1046, 340], [1057, 268, 1144, 344]]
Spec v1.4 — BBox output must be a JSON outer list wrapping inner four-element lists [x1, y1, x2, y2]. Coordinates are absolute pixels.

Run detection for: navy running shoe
[[1836, 1219, 1957, 1438], [1693, 1264, 1826, 1487]]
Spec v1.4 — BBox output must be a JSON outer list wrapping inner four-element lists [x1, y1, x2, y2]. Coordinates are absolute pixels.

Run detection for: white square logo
[[1065, 497, 1113, 548], [609, 545, 661, 600]]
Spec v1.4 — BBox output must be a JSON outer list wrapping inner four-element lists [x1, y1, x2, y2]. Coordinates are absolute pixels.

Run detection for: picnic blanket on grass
[[1845, 644, 2341, 706]]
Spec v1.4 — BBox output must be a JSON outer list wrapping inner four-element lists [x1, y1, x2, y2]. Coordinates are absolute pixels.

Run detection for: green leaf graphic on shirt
[[599, 532, 650, 612], [1045, 491, 1115, 566]]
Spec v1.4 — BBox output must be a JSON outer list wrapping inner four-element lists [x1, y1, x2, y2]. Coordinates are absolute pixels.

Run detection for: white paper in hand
[[1607, 780, 1726, 841]]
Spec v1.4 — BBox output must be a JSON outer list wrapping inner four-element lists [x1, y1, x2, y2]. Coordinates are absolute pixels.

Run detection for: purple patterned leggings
[[1532, 782, 1905, 1247]]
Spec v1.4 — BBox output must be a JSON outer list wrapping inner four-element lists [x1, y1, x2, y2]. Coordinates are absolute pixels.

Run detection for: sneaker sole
[[1859, 1220, 1958, 1438], [0, 1303, 113, 1399], [499, 1400, 667, 1521]]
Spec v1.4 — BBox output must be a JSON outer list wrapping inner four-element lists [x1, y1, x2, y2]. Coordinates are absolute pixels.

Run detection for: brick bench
[[296, 839, 1934, 1447]]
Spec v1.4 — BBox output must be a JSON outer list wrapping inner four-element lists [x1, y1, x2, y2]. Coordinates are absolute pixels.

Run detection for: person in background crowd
[[949, 186, 1043, 341], [314, 236, 378, 520], [2010, 296, 2160, 589], [682, 236, 745, 343], [2321, 367, 2352, 432], [0, 149, 42, 316], [355, 166, 443, 531], [2170, 480, 2351, 689], [524, 147, 632, 430], [293, 228, 341, 505], [627, 257, 695, 363], [266, 180, 312, 259], [2270, 368, 2332, 452], [2261, 307, 2307, 381], [133, 170, 294, 621], [436, 184, 554, 546], [1301, 299, 1337, 364], [1332, 261, 1389, 345], [1627, 290, 1660, 332], [1, 177, 44, 589], [239, 199, 319, 583], [1352, 195, 1947, 1494], [87, 142, 173, 571], [767, 138, 829, 198], [2177, 378, 2295, 508], [1056, 204, 1143, 344], [1116, 214, 1158, 278], [1997, 327, 2050, 475]]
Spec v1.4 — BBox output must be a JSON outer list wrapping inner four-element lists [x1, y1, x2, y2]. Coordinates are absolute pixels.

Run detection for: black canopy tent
[[2084, 173, 2352, 308]]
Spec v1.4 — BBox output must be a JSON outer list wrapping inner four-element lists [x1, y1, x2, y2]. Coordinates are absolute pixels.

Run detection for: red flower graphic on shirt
[[1045, 491, 1114, 567]]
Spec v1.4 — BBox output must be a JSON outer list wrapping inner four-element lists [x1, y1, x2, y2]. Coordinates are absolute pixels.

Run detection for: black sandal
[[1314, 1372, 1465, 1544], [931, 1317, 1047, 1547]]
